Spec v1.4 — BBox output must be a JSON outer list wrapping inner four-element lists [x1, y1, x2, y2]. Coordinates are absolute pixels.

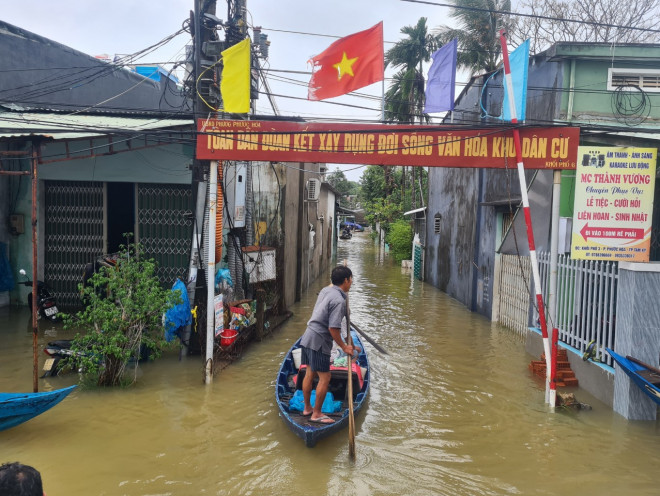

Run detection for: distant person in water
[[0, 462, 44, 496], [299, 265, 360, 424]]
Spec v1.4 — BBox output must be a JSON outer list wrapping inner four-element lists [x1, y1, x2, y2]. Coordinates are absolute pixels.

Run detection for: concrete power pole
[[184, 0, 219, 375]]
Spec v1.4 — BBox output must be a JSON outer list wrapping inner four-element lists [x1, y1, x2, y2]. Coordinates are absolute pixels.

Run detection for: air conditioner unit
[[306, 178, 320, 202]]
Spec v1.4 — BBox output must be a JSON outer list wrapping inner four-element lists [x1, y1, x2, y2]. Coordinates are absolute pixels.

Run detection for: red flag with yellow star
[[308, 22, 384, 101]]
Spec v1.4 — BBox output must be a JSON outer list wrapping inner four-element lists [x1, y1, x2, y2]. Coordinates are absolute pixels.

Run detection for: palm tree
[[384, 17, 439, 207], [435, 0, 514, 75], [384, 17, 439, 124]]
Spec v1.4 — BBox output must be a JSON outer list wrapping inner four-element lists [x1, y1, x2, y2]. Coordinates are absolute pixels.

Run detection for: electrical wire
[[0, 28, 187, 104], [611, 85, 651, 126], [401, 0, 660, 36]]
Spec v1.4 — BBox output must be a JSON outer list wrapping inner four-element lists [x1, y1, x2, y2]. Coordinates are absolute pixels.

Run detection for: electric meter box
[[242, 246, 276, 283], [225, 162, 247, 228]]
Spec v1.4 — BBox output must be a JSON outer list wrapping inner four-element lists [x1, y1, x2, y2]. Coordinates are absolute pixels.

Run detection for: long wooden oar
[[341, 259, 356, 459], [346, 292, 356, 459], [351, 322, 388, 355], [627, 355, 660, 376]]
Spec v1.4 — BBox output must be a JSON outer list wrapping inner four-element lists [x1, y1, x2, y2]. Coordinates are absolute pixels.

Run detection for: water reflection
[[1, 233, 659, 495]]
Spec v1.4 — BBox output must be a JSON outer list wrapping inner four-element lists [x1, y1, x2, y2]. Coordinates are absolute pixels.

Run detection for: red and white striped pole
[[498, 31, 554, 405]]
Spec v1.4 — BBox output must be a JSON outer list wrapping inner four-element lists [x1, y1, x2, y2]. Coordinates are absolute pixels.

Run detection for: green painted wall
[[559, 170, 576, 217], [39, 142, 193, 184]]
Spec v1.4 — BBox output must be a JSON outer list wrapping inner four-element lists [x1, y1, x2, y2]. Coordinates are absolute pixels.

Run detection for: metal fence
[[497, 252, 618, 366], [537, 252, 618, 366]]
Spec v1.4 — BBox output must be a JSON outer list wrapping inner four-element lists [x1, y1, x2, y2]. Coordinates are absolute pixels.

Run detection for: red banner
[[196, 120, 580, 169]]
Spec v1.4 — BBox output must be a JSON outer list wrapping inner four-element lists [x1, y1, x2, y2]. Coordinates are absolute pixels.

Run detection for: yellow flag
[[221, 38, 251, 114]]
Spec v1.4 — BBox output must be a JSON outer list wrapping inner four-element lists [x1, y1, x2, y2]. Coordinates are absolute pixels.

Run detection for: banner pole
[[381, 78, 385, 122], [205, 161, 218, 384], [499, 30, 552, 405]]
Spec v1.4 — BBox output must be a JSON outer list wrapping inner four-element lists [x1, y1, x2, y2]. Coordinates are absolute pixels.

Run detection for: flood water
[[1, 233, 660, 495]]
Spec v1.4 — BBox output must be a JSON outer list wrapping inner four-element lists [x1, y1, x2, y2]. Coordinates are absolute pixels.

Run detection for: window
[[434, 214, 441, 234], [608, 68, 660, 92], [502, 211, 514, 235]]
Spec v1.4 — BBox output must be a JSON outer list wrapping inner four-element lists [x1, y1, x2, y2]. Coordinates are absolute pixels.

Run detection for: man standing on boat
[[300, 265, 360, 424]]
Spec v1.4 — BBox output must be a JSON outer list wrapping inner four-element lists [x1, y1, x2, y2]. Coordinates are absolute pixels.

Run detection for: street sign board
[[571, 146, 657, 262]]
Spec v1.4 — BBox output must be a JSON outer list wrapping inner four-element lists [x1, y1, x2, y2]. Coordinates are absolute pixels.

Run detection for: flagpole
[[381, 72, 385, 121], [498, 30, 553, 406]]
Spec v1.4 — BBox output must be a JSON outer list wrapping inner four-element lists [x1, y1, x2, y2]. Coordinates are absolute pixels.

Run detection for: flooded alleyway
[[1, 232, 659, 495]]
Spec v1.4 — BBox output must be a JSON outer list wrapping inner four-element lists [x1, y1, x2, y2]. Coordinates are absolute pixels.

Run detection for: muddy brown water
[[1, 233, 659, 495]]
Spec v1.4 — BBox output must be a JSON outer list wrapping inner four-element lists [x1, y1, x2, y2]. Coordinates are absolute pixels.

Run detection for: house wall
[[425, 62, 558, 315], [280, 162, 326, 311], [425, 48, 579, 317], [0, 20, 185, 113], [425, 167, 478, 302], [526, 56, 564, 122]]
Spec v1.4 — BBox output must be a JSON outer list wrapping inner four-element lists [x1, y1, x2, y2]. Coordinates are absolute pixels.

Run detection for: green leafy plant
[[64, 243, 180, 387], [386, 219, 414, 262]]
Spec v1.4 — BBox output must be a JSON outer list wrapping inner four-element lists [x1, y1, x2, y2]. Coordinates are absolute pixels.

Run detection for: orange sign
[[196, 120, 580, 169]]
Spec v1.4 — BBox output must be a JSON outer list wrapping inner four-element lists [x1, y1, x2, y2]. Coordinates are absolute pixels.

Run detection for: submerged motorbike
[[42, 340, 77, 377], [42, 339, 151, 377], [18, 269, 61, 321]]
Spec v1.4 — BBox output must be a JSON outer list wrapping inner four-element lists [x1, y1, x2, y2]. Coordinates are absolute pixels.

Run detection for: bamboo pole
[[31, 145, 38, 392]]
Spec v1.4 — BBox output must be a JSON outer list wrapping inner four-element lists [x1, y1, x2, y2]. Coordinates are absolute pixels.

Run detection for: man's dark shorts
[[301, 346, 330, 372]]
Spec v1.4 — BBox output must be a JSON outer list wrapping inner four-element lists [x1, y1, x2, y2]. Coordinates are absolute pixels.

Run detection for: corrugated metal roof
[[0, 111, 193, 140]]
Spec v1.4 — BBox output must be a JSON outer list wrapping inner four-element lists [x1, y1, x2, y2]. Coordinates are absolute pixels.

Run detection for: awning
[[336, 205, 357, 215], [0, 110, 193, 140], [404, 207, 427, 216]]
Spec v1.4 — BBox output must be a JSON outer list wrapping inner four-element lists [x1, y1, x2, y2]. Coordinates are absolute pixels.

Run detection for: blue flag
[[502, 39, 530, 121], [424, 39, 457, 113]]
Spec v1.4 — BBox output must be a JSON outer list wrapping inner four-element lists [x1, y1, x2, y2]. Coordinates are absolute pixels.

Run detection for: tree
[[384, 17, 439, 123], [511, 0, 660, 53], [435, 0, 514, 75], [384, 18, 439, 211], [359, 165, 387, 206], [65, 243, 180, 387], [386, 219, 414, 263], [328, 167, 359, 207], [364, 197, 403, 231], [327, 168, 350, 194]]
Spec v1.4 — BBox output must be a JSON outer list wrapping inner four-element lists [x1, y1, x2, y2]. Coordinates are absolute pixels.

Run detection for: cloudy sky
[[2, 0, 454, 180]]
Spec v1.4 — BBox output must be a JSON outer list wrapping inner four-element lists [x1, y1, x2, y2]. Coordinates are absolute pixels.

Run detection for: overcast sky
[[2, 0, 453, 181]]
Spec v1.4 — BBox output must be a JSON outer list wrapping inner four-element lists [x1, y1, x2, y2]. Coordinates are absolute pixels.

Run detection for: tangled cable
[[611, 85, 651, 126]]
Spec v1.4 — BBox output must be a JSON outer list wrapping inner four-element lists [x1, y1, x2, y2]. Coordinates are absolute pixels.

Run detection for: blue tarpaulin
[[164, 279, 192, 342], [288, 389, 342, 414]]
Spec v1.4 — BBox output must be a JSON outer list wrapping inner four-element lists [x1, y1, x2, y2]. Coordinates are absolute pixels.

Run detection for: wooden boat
[[606, 348, 660, 405], [0, 385, 77, 432], [276, 329, 369, 447]]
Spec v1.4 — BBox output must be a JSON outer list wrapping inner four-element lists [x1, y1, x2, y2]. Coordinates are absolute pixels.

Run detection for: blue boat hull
[[276, 330, 369, 447], [606, 348, 660, 406], [0, 385, 77, 432]]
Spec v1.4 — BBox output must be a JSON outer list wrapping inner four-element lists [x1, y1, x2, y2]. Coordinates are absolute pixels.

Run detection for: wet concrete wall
[[280, 162, 329, 311], [425, 167, 478, 305]]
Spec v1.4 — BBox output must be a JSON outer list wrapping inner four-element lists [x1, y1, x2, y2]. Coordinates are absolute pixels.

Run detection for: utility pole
[[185, 0, 220, 380], [188, 0, 270, 382]]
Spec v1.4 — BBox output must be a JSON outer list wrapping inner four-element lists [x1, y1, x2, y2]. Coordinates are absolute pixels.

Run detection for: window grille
[[608, 68, 660, 92]]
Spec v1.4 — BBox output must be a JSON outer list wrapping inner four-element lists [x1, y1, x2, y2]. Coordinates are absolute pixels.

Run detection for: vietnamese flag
[[308, 22, 384, 101]]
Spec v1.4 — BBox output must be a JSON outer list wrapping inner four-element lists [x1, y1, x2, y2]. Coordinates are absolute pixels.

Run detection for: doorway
[[106, 182, 135, 253]]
